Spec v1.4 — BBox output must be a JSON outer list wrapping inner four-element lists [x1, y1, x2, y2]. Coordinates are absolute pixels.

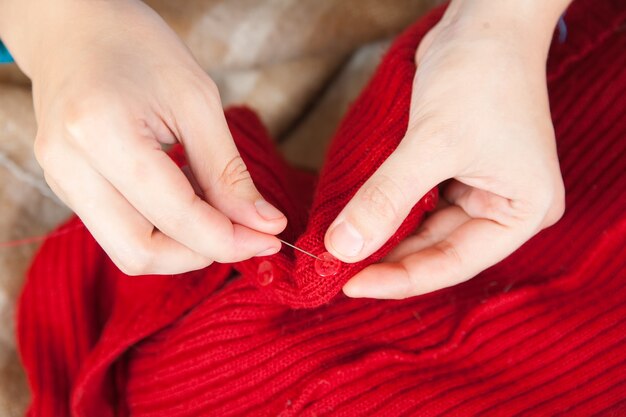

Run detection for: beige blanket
[[0, 1, 440, 414]]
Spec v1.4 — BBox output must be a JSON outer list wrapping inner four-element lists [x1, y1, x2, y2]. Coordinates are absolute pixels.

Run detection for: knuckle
[[114, 241, 155, 276], [403, 113, 466, 172], [212, 252, 235, 264], [188, 78, 222, 110], [42, 172, 55, 190], [127, 157, 153, 186], [33, 135, 51, 167], [218, 155, 253, 190], [34, 135, 65, 177], [475, 192, 514, 223], [521, 176, 565, 228], [359, 175, 405, 222], [401, 263, 422, 297], [208, 225, 246, 264], [60, 93, 123, 148], [211, 241, 238, 263], [405, 114, 455, 150], [544, 183, 566, 227], [203, 78, 221, 102], [415, 225, 436, 244], [152, 209, 186, 235], [432, 240, 463, 277], [509, 197, 538, 222], [42, 173, 66, 202], [61, 98, 97, 135], [115, 261, 141, 277]]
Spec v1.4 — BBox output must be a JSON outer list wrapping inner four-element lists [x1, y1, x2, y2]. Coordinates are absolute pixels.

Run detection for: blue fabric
[[0, 40, 14, 63], [558, 13, 568, 43]]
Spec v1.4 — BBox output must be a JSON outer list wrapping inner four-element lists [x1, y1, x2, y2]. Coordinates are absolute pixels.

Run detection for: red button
[[314, 252, 341, 277], [257, 260, 274, 286]]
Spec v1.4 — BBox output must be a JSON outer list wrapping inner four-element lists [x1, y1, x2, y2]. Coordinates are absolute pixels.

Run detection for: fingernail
[[329, 221, 364, 258], [256, 246, 280, 257], [255, 199, 284, 221]]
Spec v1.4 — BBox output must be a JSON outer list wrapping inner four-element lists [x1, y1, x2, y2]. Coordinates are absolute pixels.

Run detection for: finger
[[446, 178, 566, 230], [324, 136, 453, 263], [444, 180, 520, 225], [342, 217, 536, 299], [384, 204, 470, 262], [43, 147, 213, 275], [69, 119, 280, 263], [175, 85, 287, 235]]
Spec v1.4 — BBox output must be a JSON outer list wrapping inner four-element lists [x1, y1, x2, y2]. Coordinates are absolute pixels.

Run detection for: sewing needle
[[278, 239, 321, 260]]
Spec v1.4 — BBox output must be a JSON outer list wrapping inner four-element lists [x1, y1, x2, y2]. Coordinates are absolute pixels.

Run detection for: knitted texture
[[18, 0, 626, 415]]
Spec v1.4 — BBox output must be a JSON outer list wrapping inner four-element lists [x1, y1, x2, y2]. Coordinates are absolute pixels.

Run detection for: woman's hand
[[1, 0, 286, 275], [325, 0, 569, 298]]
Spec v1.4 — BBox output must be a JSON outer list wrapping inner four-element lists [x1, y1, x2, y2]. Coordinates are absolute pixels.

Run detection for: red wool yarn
[[17, 0, 626, 416]]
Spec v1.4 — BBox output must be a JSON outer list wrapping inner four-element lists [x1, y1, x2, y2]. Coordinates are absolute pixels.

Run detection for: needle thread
[[278, 239, 321, 260], [1, 226, 325, 265], [0, 223, 85, 249]]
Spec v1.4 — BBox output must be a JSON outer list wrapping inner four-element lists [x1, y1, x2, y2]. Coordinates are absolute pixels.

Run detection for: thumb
[[179, 88, 287, 235], [324, 137, 450, 262]]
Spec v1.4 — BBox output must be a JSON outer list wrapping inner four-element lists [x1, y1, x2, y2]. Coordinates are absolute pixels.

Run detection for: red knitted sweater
[[18, 1, 626, 416]]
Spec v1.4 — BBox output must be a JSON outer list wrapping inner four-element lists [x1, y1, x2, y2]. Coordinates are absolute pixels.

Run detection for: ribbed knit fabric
[[17, 1, 626, 415]]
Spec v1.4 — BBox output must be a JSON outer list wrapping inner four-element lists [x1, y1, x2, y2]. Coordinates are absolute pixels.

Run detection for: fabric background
[[0, 1, 442, 415]]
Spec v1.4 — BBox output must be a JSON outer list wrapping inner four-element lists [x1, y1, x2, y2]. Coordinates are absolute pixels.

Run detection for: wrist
[[443, 0, 572, 59], [0, 0, 66, 77], [0, 0, 82, 78], [0, 0, 141, 79]]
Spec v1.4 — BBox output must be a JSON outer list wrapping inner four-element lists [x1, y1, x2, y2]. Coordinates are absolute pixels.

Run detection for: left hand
[[324, 2, 566, 299]]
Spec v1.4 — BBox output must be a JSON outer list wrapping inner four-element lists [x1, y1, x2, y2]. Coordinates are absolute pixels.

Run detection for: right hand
[[21, 0, 286, 274]]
